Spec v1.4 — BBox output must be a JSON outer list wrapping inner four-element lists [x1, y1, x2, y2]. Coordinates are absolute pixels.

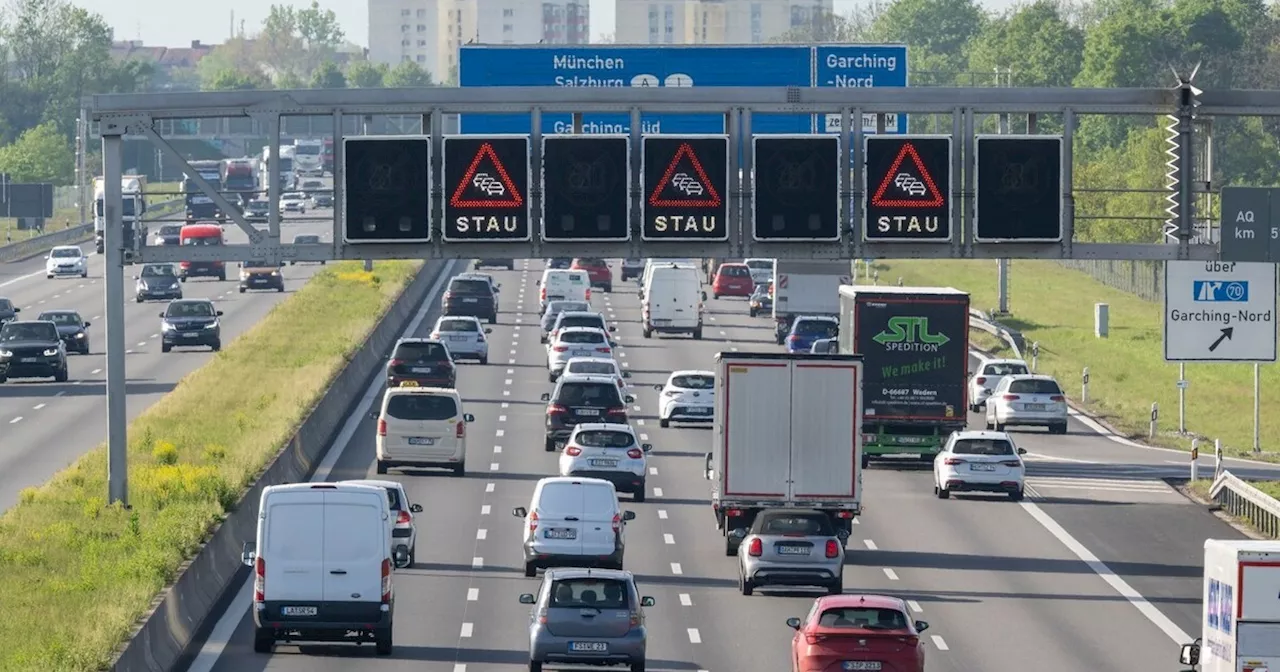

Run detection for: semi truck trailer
[[1179, 539, 1280, 672]]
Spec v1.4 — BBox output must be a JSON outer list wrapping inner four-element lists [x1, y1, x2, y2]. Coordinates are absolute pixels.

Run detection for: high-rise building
[[476, 0, 591, 44], [615, 0, 833, 44], [367, 0, 476, 82]]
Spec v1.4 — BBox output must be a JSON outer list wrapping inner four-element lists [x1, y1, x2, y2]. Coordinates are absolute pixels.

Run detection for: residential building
[[368, 0, 477, 81], [477, 0, 591, 44], [615, 0, 832, 44]]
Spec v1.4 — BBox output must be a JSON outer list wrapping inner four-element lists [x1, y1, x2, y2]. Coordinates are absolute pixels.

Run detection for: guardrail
[[969, 308, 1026, 360], [0, 198, 183, 263]]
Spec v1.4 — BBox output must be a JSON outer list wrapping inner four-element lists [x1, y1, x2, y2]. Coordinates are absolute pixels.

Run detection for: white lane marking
[[486, 482, 495, 493], [852, 518, 860, 525], [472, 557, 484, 568], [636, 418, 644, 426], [493, 445, 503, 454], [679, 593, 693, 607], [481, 505, 491, 515], [508, 358, 516, 365], [54, 391, 65, 397], [730, 346, 738, 352], [476, 529, 487, 540], [501, 402, 510, 409], [489, 462, 500, 471], [687, 628, 702, 644], [623, 362, 630, 368], [467, 588, 479, 601], [883, 568, 899, 581], [506, 369, 514, 374], [502, 389, 510, 396], [864, 539, 878, 550], [136, 341, 146, 347], [453, 666, 466, 672], [91, 368, 102, 374], [663, 533, 675, 545], [9, 417, 22, 424], [907, 600, 922, 613], [460, 622, 473, 638], [932, 635, 949, 651], [1023, 451, 1094, 463], [652, 487, 663, 497], [649, 467, 658, 475], [33, 403, 45, 410], [658, 509, 668, 519], [498, 415, 507, 422], [670, 562, 683, 575], [495, 429, 505, 437], [150, 332, 159, 338], [504, 379, 513, 385], [639, 433, 648, 441], [1020, 500, 1192, 643], [633, 405, 642, 412]]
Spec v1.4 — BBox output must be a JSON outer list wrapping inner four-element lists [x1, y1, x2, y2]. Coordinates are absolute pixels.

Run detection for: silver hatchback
[[737, 508, 845, 596], [519, 568, 654, 672]]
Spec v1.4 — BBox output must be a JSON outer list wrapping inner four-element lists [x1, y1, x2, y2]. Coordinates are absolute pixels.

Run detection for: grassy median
[[873, 259, 1280, 460], [0, 260, 422, 671]]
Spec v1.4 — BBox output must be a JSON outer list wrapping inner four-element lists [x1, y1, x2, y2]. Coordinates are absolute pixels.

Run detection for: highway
[[187, 258, 1280, 672], [0, 210, 336, 510]]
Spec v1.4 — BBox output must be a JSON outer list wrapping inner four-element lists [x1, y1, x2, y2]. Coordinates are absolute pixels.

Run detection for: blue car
[[785, 315, 839, 353]]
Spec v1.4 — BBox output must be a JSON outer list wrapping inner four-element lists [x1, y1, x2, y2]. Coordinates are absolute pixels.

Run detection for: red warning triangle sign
[[870, 143, 944, 208], [648, 142, 722, 208], [450, 142, 524, 208]]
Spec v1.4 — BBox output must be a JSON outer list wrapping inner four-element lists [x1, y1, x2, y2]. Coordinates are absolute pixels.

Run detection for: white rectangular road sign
[[1164, 261, 1277, 363]]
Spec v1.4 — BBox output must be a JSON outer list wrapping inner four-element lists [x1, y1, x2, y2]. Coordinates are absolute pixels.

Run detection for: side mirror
[[642, 444, 653, 452], [393, 544, 411, 568], [608, 324, 617, 331], [241, 541, 257, 567], [83, 322, 90, 328], [640, 596, 656, 607], [409, 503, 423, 513], [610, 340, 618, 347], [1017, 447, 1027, 455], [914, 620, 929, 633], [619, 371, 631, 379], [540, 392, 551, 402], [368, 409, 378, 419], [786, 617, 802, 630], [622, 510, 636, 521], [625, 395, 636, 403], [653, 384, 663, 391], [1179, 643, 1200, 665], [730, 528, 748, 539], [158, 312, 165, 318], [484, 328, 492, 334], [132, 275, 139, 280], [518, 593, 536, 605], [464, 413, 475, 422], [534, 280, 540, 286], [11, 308, 17, 312], [512, 506, 528, 518], [704, 453, 713, 480], [216, 310, 224, 316]]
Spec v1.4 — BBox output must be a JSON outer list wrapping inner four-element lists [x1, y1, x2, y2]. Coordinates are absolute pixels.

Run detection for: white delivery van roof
[[534, 477, 618, 516]]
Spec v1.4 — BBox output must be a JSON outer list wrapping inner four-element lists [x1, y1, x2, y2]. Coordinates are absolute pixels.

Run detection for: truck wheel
[[861, 453, 870, 469], [374, 628, 392, 655], [252, 627, 274, 653], [376, 460, 388, 475], [724, 535, 739, 557], [994, 422, 1006, 431], [692, 328, 703, 340], [642, 327, 652, 339], [749, 307, 757, 317]]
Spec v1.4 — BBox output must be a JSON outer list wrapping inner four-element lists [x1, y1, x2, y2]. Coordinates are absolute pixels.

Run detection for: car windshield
[[558, 315, 605, 331], [51, 248, 80, 258], [984, 362, 1029, 376], [1008, 379, 1062, 395], [386, 393, 458, 420], [575, 430, 634, 448], [719, 265, 749, 277], [795, 320, 838, 338], [293, 235, 320, 244], [818, 607, 908, 630], [752, 284, 770, 297], [248, 201, 268, 210], [556, 383, 622, 407], [0, 322, 57, 342], [141, 264, 176, 277], [559, 331, 605, 344], [284, 193, 304, 200], [438, 319, 479, 332], [245, 260, 272, 268], [952, 438, 1016, 456], [549, 578, 630, 609], [449, 279, 490, 295], [166, 302, 215, 318], [567, 361, 616, 376], [158, 225, 182, 236], [755, 513, 834, 536], [671, 374, 713, 389], [393, 341, 449, 361], [0, 299, 12, 310], [37, 312, 80, 326]]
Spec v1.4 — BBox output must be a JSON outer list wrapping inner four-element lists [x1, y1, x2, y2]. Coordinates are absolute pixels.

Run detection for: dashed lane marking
[[649, 467, 658, 475], [883, 568, 899, 581], [486, 482, 495, 493], [9, 417, 22, 424], [467, 588, 479, 601], [864, 539, 878, 550], [495, 429, 505, 437], [476, 529, 487, 540], [663, 533, 675, 544], [504, 379, 513, 385], [498, 415, 507, 422], [480, 505, 491, 515], [471, 557, 484, 569], [653, 487, 664, 497], [932, 635, 949, 651], [489, 462, 500, 471], [907, 600, 922, 612], [494, 445, 503, 454], [460, 623, 473, 638], [671, 562, 683, 575], [640, 433, 649, 441], [679, 593, 693, 606], [33, 403, 45, 410], [658, 509, 668, 519], [687, 628, 702, 644]]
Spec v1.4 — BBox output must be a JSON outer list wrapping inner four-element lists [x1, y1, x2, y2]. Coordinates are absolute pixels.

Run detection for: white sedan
[[968, 358, 1029, 411], [46, 245, 88, 279], [933, 430, 1027, 501], [558, 423, 652, 501], [655, 370, 715, 427], [430, 315, 490, 364], [279, 192, 308, 213], [546, 327, 613, 382], [984, 374, 1069, 434]]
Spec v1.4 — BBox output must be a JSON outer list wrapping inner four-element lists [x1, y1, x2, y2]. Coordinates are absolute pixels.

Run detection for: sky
[[78, 0, 1015, 49]]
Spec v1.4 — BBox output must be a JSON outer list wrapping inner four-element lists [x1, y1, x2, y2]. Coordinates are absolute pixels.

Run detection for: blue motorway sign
[[459, 44, 908, 136]]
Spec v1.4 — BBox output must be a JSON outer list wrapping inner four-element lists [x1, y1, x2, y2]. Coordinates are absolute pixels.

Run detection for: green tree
[[311, 61, 347, 89], [870, 0, 987, 82], [203, 68, 271, 91], [346, 60, 388, 88], [969, 1, 1085, 86], [0, 122, 75, 184], [257, 2, 345, 79], [384, 60, 434, 87], [196, 37, 264, 89]]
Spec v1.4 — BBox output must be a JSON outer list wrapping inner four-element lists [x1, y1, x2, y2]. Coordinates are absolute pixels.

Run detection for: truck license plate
[[281, 606, 318, 616], [569, 641, 607, 652]]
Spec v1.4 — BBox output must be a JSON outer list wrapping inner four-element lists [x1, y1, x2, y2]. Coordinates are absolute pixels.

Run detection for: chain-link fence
[[54, 186, 77, 211], [1056, 260, 1164, 302]]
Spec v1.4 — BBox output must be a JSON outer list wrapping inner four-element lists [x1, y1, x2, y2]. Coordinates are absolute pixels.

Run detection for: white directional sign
[[1164, 261, 1277, 362]]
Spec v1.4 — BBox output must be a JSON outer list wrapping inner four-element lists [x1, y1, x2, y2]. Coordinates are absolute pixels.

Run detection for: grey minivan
[[518, 568, 654, 672]]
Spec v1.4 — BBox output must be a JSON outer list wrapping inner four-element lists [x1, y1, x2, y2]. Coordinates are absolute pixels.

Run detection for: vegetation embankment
[[0, 260, 421, 671]]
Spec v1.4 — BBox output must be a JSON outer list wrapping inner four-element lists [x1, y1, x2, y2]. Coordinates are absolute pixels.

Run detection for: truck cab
[[1180, 539, 1280, 672], [93, 176, 147, 255]]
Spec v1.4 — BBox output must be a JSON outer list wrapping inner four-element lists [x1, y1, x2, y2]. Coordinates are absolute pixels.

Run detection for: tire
[[376, 460, 388, 475], [81, 271, 88, 279], [713, 293, 720, 299], [545, 436, 558, 452], [749, 308, 757, 317], [861, 453, 870, 469], [374, 628, 392, 655], [161, 343, 171, 353], [277, 285, 284, 293], [631, 661, 645, 672], [488, 313, 497, 325], [692, 328, 702, 340], [218, 271, 226, 281], [529, 661, 543, 672], [1010, 488, 1025, 501], [1052, 423, 1068, 435], [984, 419, 994, 430], [827, 578, 843, 595], [633, 485, 646, 503], [507, 263, 514, 270], [239, 287, 246, 294], [0, 375, 7, 384], [935, 483, 950, 499], [80, 345, 89, 355], [252, 627, 274, 653], [994, 422, 1006, 431], [179, 276, 187, 283], [211, 341, 222, 352], [453, 462, 466, 477], [604, 285, 612, 293], [135, 296, 143, 303], [739, 570, 754, 596], [524, 561, 537, 578], [408, 546, 416, 566], [46, 275, 53, 279], [540, 335, 547, 344], [479, 356, 488, 365], [659, 418, 669, 428], [724, 536, 738, 557], [549, 371, 557, 383], [53, 366, 68, 383], [642, 327, 652, 339]]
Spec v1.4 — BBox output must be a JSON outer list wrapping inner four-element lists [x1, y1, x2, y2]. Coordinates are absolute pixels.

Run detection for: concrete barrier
[[107, 259, 452, 672], [0, 199, 184, 263]]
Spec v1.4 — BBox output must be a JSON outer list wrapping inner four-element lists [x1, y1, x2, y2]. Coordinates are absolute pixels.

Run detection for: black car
[[159, 299, 222, 352], [442, 276, 498, 324], [135, 263, 183, 303], [0, 320, 68, 383], [748, 282, 773, 317], [238, 260, 285, 293], [289, 235, 327, 265], [0, 297, 18, 324], [546, 258, 573, 270], [385, 338, 456, 388], [540, 374, 633, 452], [36, 310, 90, 355], [475, 259, 515, 270], [244, 200, 269, 223], [152, 223, 183, 247]]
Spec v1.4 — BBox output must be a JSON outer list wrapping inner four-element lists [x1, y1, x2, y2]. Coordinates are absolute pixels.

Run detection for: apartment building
[[615, 0, 833, 44], [476, 0, 591, 44], [368, 0, 477, 80]]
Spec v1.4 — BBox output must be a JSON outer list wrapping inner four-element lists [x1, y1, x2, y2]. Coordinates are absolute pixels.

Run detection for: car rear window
[[795, 320, 838, 338], [439, 319, 479, 332], [558, 315, 606, 331], [449, 279, 490, 294], [951, 438, 1015, 456], [671, 374, 713, 389], [984, 363, 1028, 376], [574, 258, 606, 267], [1008, 379, 1062, 395], [386, 393, 458, 421], [745, 260, 772, 269], [719, 265, 750, 277], [547, 301, 590, 315], [818, 607, 908, 629], [575, 430, 634, 448], [556, 382, 622, 407], [38, 312, 80, 326], [559, 330, 605, 344], [567, 361, 616, 376], [381, 486, 403, 510], [549, 578, 630, 609], [755, 513, 834, 536], [393, 342, 449, 361]]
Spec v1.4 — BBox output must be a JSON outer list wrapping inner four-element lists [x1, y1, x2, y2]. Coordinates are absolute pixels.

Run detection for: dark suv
[[541, 374, 634, 452], [443, 277, 498, 324], [475, 259, 515, 270], [0, 297, 19, 324], [385, 338, 457, 388], [0, 320, 68, 383], [159, 299, 223, 352]]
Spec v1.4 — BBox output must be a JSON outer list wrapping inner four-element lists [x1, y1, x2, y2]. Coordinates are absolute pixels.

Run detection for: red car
[[571, 258, 613, 292], [712, 263, 755, 298], [787, 595, 928, 672]]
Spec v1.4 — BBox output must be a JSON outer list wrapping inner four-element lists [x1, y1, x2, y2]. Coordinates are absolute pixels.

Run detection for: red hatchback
[[712, 263, 755, 298], [787, 595, 928, 672], [571, 258, 613, 292]]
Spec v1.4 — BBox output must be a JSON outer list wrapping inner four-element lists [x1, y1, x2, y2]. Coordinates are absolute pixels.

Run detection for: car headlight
[[161, 322, 175, 331], [0, 349, 12, 357], [169, 282, 180, 289], [43, 348, 59, 356], [204, 321, 219, 329], [75, 332, 85, 339], [271, 271, 280, 276]]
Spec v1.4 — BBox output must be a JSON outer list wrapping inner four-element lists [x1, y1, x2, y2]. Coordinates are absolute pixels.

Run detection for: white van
[[375, 387, 475, 476], [638, 258, 697, 299], [512, 477, 636, 577], [537, 269, 591, 315], [642, 264, 705, 339], [241, 482, 410, 655]]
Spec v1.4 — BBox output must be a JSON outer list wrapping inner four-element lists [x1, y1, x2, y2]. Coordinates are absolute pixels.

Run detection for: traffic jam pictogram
[[442, 136, 531, 241], [864, 136, 952, 242], [642, 135, 730, 240]]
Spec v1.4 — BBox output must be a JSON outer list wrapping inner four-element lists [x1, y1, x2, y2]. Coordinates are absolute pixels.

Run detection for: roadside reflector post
[[1150, 402, 1159, 440], [1190, 438, 1199, 482], [1031, 341, 1039, 372], [1081, 367, 1090, 404], [1214, 439, 1223, 479]]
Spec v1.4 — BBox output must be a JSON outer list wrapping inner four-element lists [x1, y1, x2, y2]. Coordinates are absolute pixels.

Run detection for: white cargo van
[[537, 269, 591, 314], [638, 258, 697, 300], [642, 264, 705, 339], [512, 476, 636, 577], [241, 482, 410, 655], [1180, 538, 1280, 672]]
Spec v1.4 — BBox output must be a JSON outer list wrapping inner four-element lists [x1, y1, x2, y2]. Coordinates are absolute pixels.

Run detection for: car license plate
[[450, 335, 469, 341], [281, 606, 318, 616], [843, 663, 881, 671], [690, 407, 711, 415], [545, 528, 577, 540], [972, 463, 996, 471], [1025, 403, 1048, 411], [576, 409, 600, 416], [572, 350, 591, 357], [776, 545, 810, 555], [589, 458, 618, 468], [463, 298, 477, 303], [549, 295, 564, 301], [182, 332, 199, 338], [398, 381, 419, 387], [569, 641, 607, 653], [408, 437, 435, 446], [653, 319, 671, 325], [897, 436, 923, 444], [19, 357, 37, 363], [411, 367, 432, 373]]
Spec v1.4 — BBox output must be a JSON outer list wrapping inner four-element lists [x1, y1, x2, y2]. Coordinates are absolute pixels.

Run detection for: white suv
[[374, 387, 474, 476], [558, 423, 652, 501]]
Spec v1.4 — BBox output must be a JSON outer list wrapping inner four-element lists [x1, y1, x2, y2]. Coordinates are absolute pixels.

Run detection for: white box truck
[[1179, 539, 1280, 672], [92, 176, 147, 254], [703, 352, 863, 555], [772, 261, 851, 344]]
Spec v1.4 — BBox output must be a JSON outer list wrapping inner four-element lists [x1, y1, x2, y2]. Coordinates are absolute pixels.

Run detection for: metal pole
[[1254, 363, 1261, 453], [1178, 362, 1186, 434], [360, 115, 371, 271], [1214, 438, 1223, 479], [77, 111, 88, 226], [996, 73, 1010, 314], [1190, 438, 1199, 482], [102, 130, 128, 507]]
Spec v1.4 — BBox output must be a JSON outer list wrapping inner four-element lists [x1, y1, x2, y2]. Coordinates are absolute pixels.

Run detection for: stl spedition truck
[[772, 261, 850, 344], [704, 352, 864, 555], [92, 176, 147, 254], [838, 285, 970, 467], [1179, 539, 1280, 672]]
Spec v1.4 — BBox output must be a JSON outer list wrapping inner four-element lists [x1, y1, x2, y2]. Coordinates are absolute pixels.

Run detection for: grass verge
[[0, 260, 422, 671], [872, 259, 1280, 460]]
